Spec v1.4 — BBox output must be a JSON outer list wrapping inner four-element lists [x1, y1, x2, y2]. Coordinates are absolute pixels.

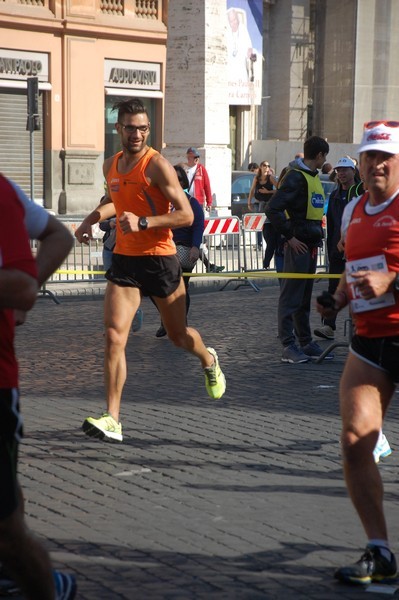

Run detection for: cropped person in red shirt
[[0, 175, 75, 599], [317, 121, 399, 586]]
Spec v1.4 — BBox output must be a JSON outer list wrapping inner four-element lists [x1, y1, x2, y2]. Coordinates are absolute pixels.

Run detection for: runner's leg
[[154, 278, 213, 368], [340, 352, 394, 540], [104, 282, 141, 421]]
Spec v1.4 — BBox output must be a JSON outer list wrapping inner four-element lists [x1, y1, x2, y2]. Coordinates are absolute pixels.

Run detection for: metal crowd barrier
[[37, 216, 328, 296], [237, 213, 267, 292], [197, 215, 241, 275], [240, 212, 328, 273], [32, 237, 106, 284]]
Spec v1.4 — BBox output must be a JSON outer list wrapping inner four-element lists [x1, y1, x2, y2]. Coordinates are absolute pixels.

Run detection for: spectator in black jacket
[[266, 136, 330, 363], [314, 157, 363, 340], [155, 165, 205, 338]]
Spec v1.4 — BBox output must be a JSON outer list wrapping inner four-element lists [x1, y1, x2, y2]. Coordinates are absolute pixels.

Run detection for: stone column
[[267, 0, 311, 141], [163, 0, 232, 215]]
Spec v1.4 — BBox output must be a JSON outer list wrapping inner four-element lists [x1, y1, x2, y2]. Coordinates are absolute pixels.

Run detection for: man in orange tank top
[[75, 99, 226, 443], [317, 121, 399, 586]]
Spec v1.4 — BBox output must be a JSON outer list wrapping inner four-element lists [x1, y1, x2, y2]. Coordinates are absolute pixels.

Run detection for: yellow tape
[[185, 271, 341, 279], [54, 269, 341, 279], [56, 270, 105, 275]]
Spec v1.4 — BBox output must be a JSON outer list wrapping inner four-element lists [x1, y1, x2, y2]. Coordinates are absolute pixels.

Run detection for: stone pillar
[[267, 0, 311, 141], [163, 0, 231, 215], [353, 0, 399, 142]]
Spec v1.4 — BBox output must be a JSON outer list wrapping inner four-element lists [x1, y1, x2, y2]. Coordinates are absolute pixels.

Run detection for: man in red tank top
[[317, 121, 399, 585], [75, 99, 226, 443], [0, 176, 76, 599]]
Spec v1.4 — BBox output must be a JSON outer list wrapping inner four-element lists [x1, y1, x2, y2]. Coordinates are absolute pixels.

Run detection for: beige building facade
[[0, 0, 167, 214], [1, 0, 399, 214]]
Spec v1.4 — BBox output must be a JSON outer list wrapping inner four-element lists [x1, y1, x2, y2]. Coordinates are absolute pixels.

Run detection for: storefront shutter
[[0, 89, 44, 203]]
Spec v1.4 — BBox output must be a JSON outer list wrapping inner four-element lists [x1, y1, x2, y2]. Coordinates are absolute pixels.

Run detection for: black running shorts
[[350, 334, 399, 384], [0, 389, 23, 519], [106, 254, 182, 298]]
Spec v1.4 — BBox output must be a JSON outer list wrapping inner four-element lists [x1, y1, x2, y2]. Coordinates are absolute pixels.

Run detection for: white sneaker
[[313, 324, 335, 340], [373, 432, 392, 463]]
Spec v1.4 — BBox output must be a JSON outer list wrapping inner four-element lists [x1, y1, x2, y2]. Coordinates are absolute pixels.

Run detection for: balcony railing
[[99, 0, 160, 18], [0, 0, 162, 20], [100, 0, 124, 16], [134, 0, 158, 19], [0, 0, 46, 4]]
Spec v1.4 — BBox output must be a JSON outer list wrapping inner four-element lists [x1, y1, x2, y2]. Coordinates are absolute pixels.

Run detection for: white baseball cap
[[358, 121, 399, 155], [334, 157, 356, 170]]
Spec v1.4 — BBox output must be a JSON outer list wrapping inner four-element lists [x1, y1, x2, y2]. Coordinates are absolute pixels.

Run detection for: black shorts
[[0, 389, 23, 519], [106, 254, 182, 298], [350, 334, 399, 384]]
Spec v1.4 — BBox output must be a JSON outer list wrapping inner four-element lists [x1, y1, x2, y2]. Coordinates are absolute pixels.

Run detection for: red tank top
[[0, 175, 38, 388], [345, 192, 399, 337], [107, 147, 175, 256]]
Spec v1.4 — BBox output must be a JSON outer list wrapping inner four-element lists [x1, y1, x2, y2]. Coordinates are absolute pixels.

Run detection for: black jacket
[[265, 160, 323, 247], [326, 181, 364, 260]]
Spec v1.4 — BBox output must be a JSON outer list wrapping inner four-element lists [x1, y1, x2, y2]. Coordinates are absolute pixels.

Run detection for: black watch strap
[[138, 216, 148, 231]]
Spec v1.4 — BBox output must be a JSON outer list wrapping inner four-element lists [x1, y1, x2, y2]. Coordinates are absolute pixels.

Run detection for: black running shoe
[[0, 563, 20, 596], [0, 577, 20, 596], [335, 545, 398, 585], [155, 325, 167, 338], [208, 264, 225, 273]]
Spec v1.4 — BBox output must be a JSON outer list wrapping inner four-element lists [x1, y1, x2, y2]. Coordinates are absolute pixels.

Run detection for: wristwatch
[[138, 216, 148, 231], [394, 272, 399, 292]]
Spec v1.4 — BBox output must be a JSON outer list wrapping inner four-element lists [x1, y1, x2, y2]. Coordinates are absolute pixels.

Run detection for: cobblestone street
[[13, 281, 399, 599]]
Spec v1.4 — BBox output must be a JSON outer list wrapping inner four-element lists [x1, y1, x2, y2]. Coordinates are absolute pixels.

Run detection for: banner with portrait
[[226, 0, 263, 106]]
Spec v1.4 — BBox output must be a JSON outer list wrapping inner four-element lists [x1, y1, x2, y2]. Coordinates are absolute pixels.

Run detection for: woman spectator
[[247, 160, 277, 213], [247, 161, 281, 268]]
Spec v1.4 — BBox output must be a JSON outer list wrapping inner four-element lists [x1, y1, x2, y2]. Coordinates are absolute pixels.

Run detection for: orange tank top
[[107, 147, 175, 256]]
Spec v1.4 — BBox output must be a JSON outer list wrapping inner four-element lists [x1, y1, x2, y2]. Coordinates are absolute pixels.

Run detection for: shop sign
[[105, 59, 160, 91], [0, 49, 49, 81]]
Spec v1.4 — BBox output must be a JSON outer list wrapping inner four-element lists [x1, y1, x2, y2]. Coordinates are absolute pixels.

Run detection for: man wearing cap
[[185, 147, 212, 211], [317, 121, 399, 585], [314, 156, 363, 341], [185, 147, 224, 273]]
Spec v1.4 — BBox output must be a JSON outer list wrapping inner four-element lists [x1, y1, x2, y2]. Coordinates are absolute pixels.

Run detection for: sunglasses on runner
[[364, 120, 399, 129]]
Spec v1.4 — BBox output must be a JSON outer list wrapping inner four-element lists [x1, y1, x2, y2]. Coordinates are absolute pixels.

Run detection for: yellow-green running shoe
[[82, 412, 123, 442], [204, 347, 226, 400]]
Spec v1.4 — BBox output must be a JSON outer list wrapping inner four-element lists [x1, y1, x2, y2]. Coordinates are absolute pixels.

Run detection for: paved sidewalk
[[13, 282, 399, 599]]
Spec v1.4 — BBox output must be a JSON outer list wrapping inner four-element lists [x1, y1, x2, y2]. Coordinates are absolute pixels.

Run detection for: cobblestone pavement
[[13, 280, 399, 599]]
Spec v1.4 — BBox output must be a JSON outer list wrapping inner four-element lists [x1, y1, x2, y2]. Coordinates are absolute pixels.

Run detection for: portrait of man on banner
[[226, 0, 263, 106]]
